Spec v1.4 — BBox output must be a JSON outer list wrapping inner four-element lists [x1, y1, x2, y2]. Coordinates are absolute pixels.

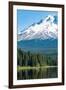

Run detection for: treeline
[[17, 48, 57, 67]]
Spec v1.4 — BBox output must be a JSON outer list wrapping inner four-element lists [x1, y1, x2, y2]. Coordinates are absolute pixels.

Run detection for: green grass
[[17, 66, 57, 71]]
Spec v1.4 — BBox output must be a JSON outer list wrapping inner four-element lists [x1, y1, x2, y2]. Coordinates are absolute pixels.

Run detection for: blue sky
[[17, 9, 58, 34]]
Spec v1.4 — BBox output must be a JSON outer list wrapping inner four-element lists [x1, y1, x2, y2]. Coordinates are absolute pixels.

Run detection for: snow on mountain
[[17, 15, 58, 41]]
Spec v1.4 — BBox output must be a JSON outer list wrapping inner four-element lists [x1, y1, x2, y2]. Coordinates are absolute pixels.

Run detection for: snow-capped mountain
[[17, 15, 58, 41]]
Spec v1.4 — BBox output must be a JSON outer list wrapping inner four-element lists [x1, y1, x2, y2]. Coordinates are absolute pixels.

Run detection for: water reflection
[[17, 67, 58, 80]]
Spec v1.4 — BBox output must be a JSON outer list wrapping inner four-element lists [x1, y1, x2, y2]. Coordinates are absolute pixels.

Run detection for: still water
[[17, 67, 58, 80]]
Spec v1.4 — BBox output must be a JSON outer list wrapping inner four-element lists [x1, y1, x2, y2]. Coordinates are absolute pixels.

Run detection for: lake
[[17, 67, 58, 80]]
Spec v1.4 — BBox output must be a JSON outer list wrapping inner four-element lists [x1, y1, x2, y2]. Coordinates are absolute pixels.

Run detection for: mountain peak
[[45, 15, 54, 22], [18, 15, 58, 41]]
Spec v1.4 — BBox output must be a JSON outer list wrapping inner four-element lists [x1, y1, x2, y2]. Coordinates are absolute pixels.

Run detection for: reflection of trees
[[17, 67, 58, 80]]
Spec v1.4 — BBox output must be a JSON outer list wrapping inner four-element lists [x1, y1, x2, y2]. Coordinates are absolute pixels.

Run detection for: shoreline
[[17, 66, 57, 71]]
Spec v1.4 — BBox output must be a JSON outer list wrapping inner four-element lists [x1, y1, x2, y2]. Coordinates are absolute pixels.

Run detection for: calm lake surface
[[17, 67, 58, 80]]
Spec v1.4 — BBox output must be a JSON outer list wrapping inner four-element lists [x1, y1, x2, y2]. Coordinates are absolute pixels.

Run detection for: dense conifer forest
[[17, 48, 57, 67]]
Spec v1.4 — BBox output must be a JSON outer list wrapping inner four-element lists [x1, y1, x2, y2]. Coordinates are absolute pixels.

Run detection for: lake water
[[17, 67, 58, 80]]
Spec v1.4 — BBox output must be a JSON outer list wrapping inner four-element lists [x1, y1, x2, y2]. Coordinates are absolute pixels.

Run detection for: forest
[[17, 48, 58, 68]]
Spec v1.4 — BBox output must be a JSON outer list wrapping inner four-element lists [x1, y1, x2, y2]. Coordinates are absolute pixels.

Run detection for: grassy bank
[[17, 66, 57, 71]]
